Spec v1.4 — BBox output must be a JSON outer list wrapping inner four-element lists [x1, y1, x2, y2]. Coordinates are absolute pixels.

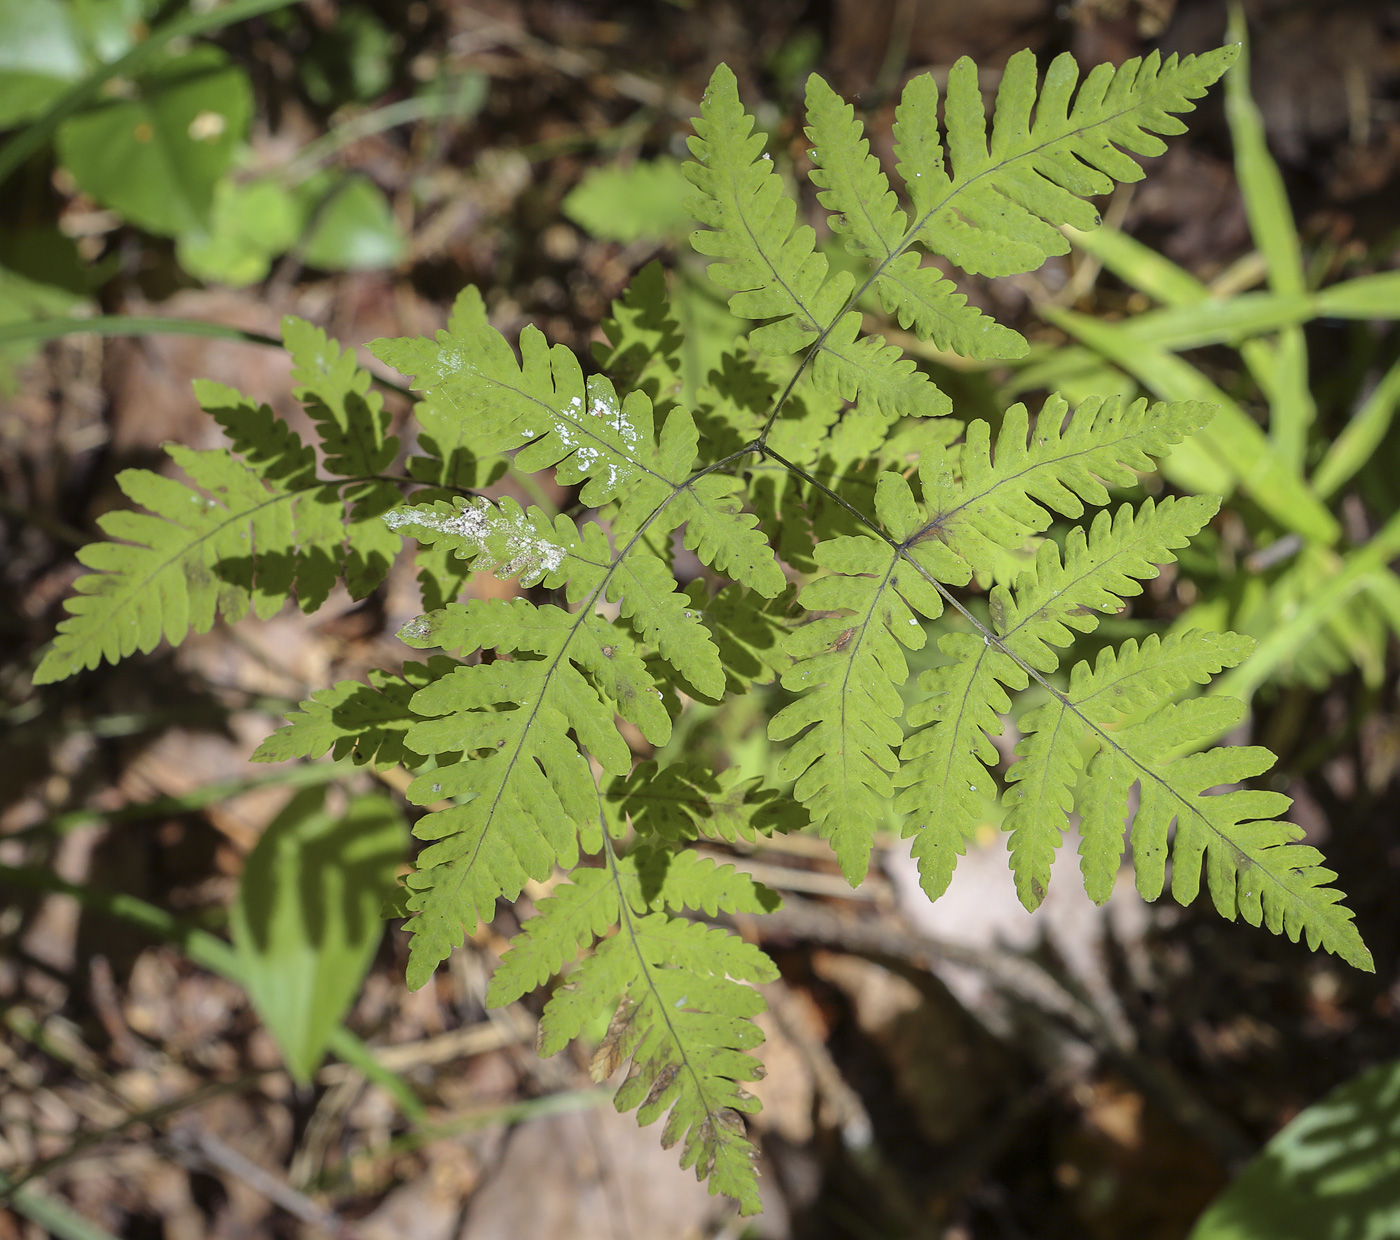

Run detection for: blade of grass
[[0, 316, 417, 401], [1316, 272, 1400, 317], [1118, 292, 1316, 352], [0, 1173, 124, 1240], [1313, 354, 1400, 499], [1041, 306, 1339, 544], [1039, 280, 1400, 356], [29, 761, 349, 838], [1210, 511, 1400, 701], [1063, 223, 1209, 306], [0, 316, 282, 349], [0, 0, 300, 188], [1225, 3, 1314, 468], [0, 862, 425, 1121], [283, 75, 489, 181]]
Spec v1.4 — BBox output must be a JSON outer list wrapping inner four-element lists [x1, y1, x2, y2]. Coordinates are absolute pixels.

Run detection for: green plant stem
[[0, 316, 281, 350], [0, 0, 300, 188], [1313, 353, 1400, 498], [0, 1173, 124, 1240]]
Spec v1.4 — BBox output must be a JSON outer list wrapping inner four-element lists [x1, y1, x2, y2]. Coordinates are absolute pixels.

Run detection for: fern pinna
[[35, 45, 1373, 1212]]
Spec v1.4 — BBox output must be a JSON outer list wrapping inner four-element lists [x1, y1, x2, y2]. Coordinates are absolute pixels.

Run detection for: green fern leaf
[[387, 493, 727, 697], [770, 473, 972, 881], [1097, 695, 1370, 968], [283, 316, 401, 595], [372, 288, 660, 507], [489, 846, 777, 1005], [894, 46, 1238, 279], [253, 658, 457, 769], [1034, 630, 1254, 900], [593, 259, 687, 414], [698, 582, 794, 694], [897, 631, 1027, 898], [536, 902, 775, 1213], [804, 73, 1026, 361], [394, 593, 677, 985], [997, 494, 1218, 672], [35, 442, 344, 684], [487, 843, 779, 1213], [686, 64, 950, 421], [34, 319, 426, 684], [901, 493, 1217, 899], [917, 395, 1218, 577], [607, 761, 806, 842]]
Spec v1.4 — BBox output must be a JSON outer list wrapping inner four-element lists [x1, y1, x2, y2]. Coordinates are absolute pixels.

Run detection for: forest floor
[[3, 2, 1400, 1238]]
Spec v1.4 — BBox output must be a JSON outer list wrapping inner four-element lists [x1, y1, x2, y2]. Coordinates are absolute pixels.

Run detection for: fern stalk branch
[[759, 437, 1338, 937]]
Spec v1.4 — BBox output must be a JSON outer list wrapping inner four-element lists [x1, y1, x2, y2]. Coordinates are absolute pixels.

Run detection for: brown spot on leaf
[[590, 998, 638, 1082]]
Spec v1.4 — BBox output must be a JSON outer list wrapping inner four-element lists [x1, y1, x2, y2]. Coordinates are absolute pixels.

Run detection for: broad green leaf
[[0, 0, 84, 125], [178, 176, 300, 286], [563, 156, 696, 242], [1189, 1059, 1400, 1240], [230, 787, 406, 1081], [300, 173, 405, 271], [0, 0, 155, 125], [56, 45, 252, 236]]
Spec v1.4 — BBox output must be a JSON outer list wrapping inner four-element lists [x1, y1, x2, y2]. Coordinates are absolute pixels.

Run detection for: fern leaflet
[[488, 841, 779, 1213]]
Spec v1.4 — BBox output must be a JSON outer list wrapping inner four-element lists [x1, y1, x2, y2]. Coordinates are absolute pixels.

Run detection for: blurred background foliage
[[2, 1, 1400, 1239]]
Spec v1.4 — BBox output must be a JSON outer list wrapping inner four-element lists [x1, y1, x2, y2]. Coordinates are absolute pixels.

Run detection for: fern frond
[[897, 631, 1027, 898], [395, 602, 646, 986], [35, 321, 418, 684], [386, 492, 728, 698], [917, 395, 1218, 577], [378, 348, 791, 981], [486, 841, 778, 1213], [686, 64, 951, 422], [685, 49, 1234, 429], [804, 74, 1026, 360], [996, 495, 1218, 672], [35, 442, 343, 684], [894, 46, 1238, 278], [1117, 701, 1370, 967], [899, 493, 1217, 898], [694, 582, 794, 694], [1047, 635, 1254, 895], [372, 288, 662, 507], [593, 260, 686, 415], [283, 317, 402, 595], [489, 846, 776, 1005], [253, 659, 457, 769], [607, 761, 805, 842]]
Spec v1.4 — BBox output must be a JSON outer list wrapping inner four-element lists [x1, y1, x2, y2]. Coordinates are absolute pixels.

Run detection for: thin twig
[[168, 1121, 366, 1240]]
